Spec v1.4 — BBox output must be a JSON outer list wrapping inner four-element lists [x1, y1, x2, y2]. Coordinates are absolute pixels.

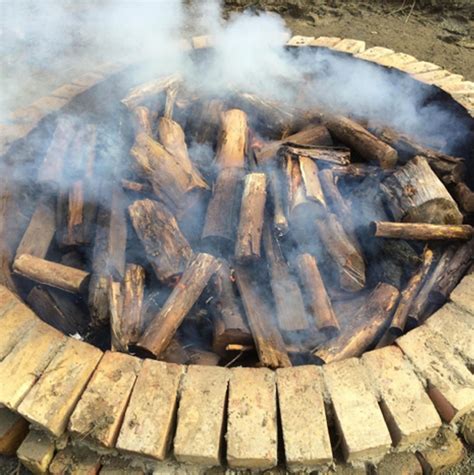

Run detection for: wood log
[[26, 286, 89, 335], [315, 213, 366, 292], [314, 283, 400, 363], [234, 265, 291, 368], [121, 73, 181, 109], [255, 124, 333, 164], [216, 109, 248, 169], [267, 167, 288, 235], [128, 199, 193, 284], [137, 253, 221, 357], [201, 168, 244, 253], [330, 163, 387, 178], [380, 156, 463, 224], [13, 254, 89, 294], [235, 173, 267, 262], [454, 182, 474, 213], [262, 223, 309, 333], [324, 115, 398, 169], [132, 106, 153, 136], [109, 279, 126, 352], [283, 145, 351, 166], [187, 348, 221, 366], [390, 246, 434, 334], [371, 221, 473, 240], [163, 81, 179, 119], [57, 180, 85, 246], [0, 188, 17, 292], [121, 179, 153, 195], [210, 260, 252, 356], [295, 253, 340, 332], [189, 99, 224, 145]]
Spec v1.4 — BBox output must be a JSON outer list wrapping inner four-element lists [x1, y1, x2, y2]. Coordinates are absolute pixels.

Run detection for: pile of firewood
[[9, 74, 474, 368]]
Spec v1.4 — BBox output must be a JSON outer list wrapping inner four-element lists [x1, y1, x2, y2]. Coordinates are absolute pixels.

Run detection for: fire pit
[[0, 35, 473, 473]]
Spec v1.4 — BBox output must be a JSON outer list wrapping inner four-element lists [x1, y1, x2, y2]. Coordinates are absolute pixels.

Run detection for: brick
[[287, 35, 315, 46], [425, 303, 473, 365], [361, 346, 441, 449], [449, 274, 474, 315], [192, 35, 213, 49], [376, 452, 422, 475], [442, 80, 474, 94], [116, 360, 184, 460], [0, 322, 65, 410], [30, 95, 68, 115], [310, 36, 341, 48], [332, 39, 366, 54], [18, 338, 103, 437], [401, 61, 441, 75], [375, 52, 417, 68], [461, 411, 474, 446], [412, 69, 452, 84], [355, 46, 394, 61], [433, 73, 464, 87], [17, 429, 55, 474], [49, 446, 101, 475], [174, 365, 230, 465], [72, 72, 105, 88], [0, 284, 23, 312], [69, 351, 142, 448], [0, 408, 29, 455], [323, 358, 391, 462], [397, 325, 474, 422], [0, 122, 34, 156], [50, 83, 88, 100], [277, 366, 332, 468], [226, 367, 277, 470], [7, 105, 45, 126]]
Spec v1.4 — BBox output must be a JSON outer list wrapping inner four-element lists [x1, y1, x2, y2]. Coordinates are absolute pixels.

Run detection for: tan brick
[[51, 83, 88, 100], [432, 73, 464, 87], [332, 39, 366, 54], [18, 338, 103, 437], [49, 446, 101, 475], [174, 365, 230, 465], [376, 452, 422, 475], [412, 69, 452, 84], [425, 303, 473, 365], [7, 105, 45, 125], [375, 52, 417, 68], [72, 72, 105, 88], [0, 322, 65, 410], [323, 358, 391, 462], [397, 325, 474, 422], [0, 408, 29, 456], [17, 429, 55, 474], [401, 61, 441, 75], [0, 285, 23, 312], [355, 46, 394, 61], [116, 360, 184, 460], [361, 346, 441, 449], [277, 366, 332, 468], [449, 274, 474, 316], [226, 367, 277, 469], [69, 351, 142, 448], [461, 411, 474, 446], [310, 36, 341, 48], [287, 35, 314, 46], [442, 80, 474, 94], [192, 35, 213, 49], [30, 95, 68, 115]]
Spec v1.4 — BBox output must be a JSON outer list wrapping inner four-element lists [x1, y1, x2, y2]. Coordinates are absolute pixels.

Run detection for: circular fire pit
[[0, 36, 473, 474]]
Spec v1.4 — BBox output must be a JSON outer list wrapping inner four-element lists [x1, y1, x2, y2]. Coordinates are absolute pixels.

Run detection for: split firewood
[[256, 124, 333, 164], [454, 182, 474, 213], [267, 167, 288, 235], [295, 253, 340, 332], [121, 179, 153, 195], [128, 199, 193, 284], [262, 222, 309, 333], [235, 173, 267, 262], [189, 99, 225, 145], [109, 279, 126, 352], [202, 168, 244, 253], [0, 188, 16, 292], [210, 260, 252, 356], [381, 156, 463, 224], [137, 253, 221, 357], [13, 254, 89, 294], [371, 221, 474, 240], [234, 264, 291, 368], [57, 181, 84, 246], [163, 81, 179, 119], [121, 73, 181, 109], [315, 212, 366, 292], [27, 286, 89, 335], [330, 163, 387, 178], [283, 144, 351, 166], [216, 109, 248, 169], [324, 115, 398, 169], [132, 106, 153, 136], [314, 283, 399, 363]]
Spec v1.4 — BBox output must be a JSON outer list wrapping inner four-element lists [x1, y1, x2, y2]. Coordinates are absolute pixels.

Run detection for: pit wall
[[0, 36, 473, 474]]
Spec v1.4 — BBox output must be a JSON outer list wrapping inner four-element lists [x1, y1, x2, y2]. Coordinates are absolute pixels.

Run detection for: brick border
[[0, 36, 473, 474]]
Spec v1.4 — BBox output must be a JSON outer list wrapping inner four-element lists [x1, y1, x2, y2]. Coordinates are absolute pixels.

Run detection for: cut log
[[137, 253, 221, 357], [57, 180, 85, 246], [109, 279, 126, 352], [216, 109, 248, 169], [210, 261, 252, 356], [315, 213, 366, 292], [314, 283, 400, 363], [202, 168, 244, 253], [132, 106, 153, 136], [234, 265, 291, 368], [380, 156, 463, 224], [129, 199, 193, 284], [454, 182, 474, 213], [163, 81, 179, 119], [256, 124, 333, 164], [267, 167, 288, 235], [295, 253, 340, 332], [284, 144, 351, 165], [235, 173, 267, 262], [121, 179, 153, 195], [262, 223, 309, 333], [371, 221, 473, 240], [189, 99, 224, 145], [324, 115, 398, 169], [13, 254, 89, 294]]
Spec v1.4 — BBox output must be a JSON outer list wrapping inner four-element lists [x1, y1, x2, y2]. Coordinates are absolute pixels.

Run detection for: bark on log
[[381, 156, 463, 224], [262, 223, 309, 333], [121, 179, 153, 195], [128, 199, 193, 284], [57, 181, 85, 246], [109, 279, 126, 352], [324, 115, 398, 169], [454, 182, 474, 213], [314, 283, 400, 363], [235, 173, 267, 262], [284, 145, 351, 166], [163, 81, 179, 119], [13, 254, 89, 293], [132, 106, 153, 136], [210, 260, 252, 356], [234, 265, 292, 368], [137, 253, 221, 357], [216, 109, 248, 169], [295, 253, 340, 332], [371, 221, 473, 240]]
